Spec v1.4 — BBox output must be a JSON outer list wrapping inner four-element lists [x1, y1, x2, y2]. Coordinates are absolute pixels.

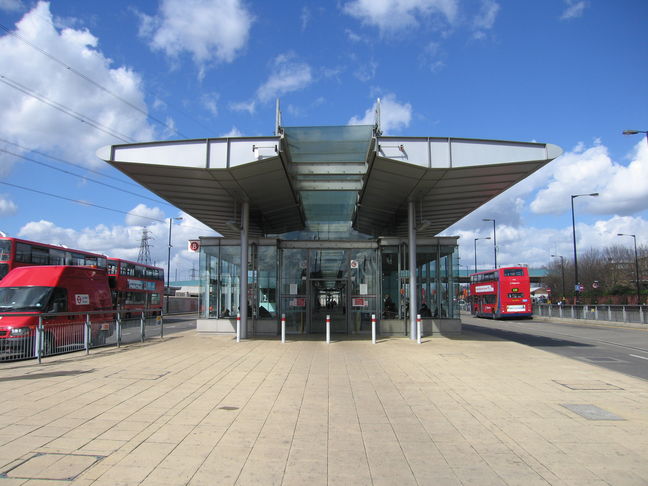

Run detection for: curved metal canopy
[[97, 126, 562, 238]]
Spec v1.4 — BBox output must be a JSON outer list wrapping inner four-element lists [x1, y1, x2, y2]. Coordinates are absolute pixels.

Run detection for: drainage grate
[[561, 404, 624, 421], [554, 380, 623, 390], [0, 453, 104, 481]]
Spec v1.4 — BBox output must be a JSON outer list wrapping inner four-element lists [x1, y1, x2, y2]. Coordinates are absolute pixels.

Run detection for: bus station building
[[98, 106, 562, 339]]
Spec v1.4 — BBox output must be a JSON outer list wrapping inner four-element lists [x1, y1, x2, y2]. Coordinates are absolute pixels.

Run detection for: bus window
[[508, 293, 524, 299], [0, 240, 12, 261], [15, 243, 31, 263], [49, 249, 65, 265]]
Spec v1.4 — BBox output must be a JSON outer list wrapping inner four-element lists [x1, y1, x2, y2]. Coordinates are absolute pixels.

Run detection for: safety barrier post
[[140, 311, 145, 342], [84, 313, 90, 355], [595, 306, 599, 320], [326, 315, 330, 344], [623, 306, 627, 323], [116, 312, 122, 348], [640, 306, 644, 324], [160, 314, 164, 339], [571, 306, 574, 319], [281, 314, 286, 343], [417, 314, 422, 344], [35, 315, 43, 364], [559, 305, 563, 319], [236, 313, 240, 342], [608, 306, 612, 321], [371, 314, 376, 344]]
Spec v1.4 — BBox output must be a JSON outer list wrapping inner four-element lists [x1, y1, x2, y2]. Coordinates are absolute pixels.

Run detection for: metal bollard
[[85, 313, 90, 355], [371, 314, 376, 344], [326, 315, 330, 344], [36, 315, 43, 364], [281, 314, 286, 343], [236, 313, 240, 342], [116, 312, 122, 348], [417, 314, 422, 344], [140, 311, 145, 342]]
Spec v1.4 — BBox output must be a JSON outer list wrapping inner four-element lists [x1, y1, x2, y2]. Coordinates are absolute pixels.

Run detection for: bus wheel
[[43, 333, 55, 356]]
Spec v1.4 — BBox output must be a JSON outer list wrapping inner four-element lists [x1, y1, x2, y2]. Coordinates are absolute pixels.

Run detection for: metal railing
[[533, 304, 647, 325], [0, 309, 165, 363]]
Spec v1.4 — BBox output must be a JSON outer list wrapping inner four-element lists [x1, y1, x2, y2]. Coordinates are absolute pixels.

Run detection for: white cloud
[[125, 203, 165, 227], [560, 0, 587, 20], [0, 2, 154, 171], [0, 0, 23, 12], [138, 0, 253, 72], [0, 195, 17, 216], [220, 127, 242, 137], [201, 92, 219, 116], [17, 212, 218, 280], [256, 53, 313, 103], [349, 94, 412, 134], [342, 0, 458, 35], [472, 0, 500, 39], [531, 139, 648, 216], [229, 100, 256, 115], [300, 6, 311, 31]]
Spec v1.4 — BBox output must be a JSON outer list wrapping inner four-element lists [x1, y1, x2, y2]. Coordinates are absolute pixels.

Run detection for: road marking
[[630, 354, 648, 361]]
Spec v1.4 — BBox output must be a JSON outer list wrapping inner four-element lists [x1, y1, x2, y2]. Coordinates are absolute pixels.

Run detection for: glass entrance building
[[98, 107, 561, 339]]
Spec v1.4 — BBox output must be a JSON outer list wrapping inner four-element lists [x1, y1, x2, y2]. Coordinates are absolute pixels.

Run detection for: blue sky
[[0, 0, 647, 279]]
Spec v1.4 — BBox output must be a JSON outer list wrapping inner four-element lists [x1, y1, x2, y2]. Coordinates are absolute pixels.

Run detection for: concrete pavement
[[0, 328, 647, 485]]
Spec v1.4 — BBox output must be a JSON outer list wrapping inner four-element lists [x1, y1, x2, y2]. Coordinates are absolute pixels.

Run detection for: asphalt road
[[461, 313, 648, 382]]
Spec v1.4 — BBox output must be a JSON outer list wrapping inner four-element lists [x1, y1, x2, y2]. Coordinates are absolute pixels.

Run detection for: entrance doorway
[[310, 280, 347, 334]]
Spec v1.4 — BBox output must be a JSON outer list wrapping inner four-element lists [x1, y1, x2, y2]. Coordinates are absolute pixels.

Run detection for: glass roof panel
[[283, 125, 373, 163]]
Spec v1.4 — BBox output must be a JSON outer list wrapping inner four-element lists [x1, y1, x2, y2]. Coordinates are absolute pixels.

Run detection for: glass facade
[[199, 237, 459, 336]]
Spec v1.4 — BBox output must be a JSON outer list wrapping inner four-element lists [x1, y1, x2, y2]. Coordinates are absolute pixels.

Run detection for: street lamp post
[[482, 218, 497, 268], [166, 216, 183, 313], [474, 237, 491, 274], [617, 233, 641, 304], [571, 193, 598, 303], [551, 254, 565, 300], [622, 129, 648, 145]]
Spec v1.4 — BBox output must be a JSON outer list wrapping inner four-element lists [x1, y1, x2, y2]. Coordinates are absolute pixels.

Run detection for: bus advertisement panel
[[107, 258, 164, 317], [469, 267, 532, 318], [0, 237, 107, 280]]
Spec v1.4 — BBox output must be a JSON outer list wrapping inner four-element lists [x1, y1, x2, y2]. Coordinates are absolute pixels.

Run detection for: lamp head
[[623, 130, 640, 135]]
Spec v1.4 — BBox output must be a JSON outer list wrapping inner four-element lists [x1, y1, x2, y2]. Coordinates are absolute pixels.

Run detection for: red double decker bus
[[469, 267, 532, 319], [0, 236, 107, 280], [106, 258, 164, 318]]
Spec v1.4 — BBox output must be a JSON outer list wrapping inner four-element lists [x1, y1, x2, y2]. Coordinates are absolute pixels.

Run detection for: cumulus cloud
[[256, 53, 313, 103], [0, 1, 154, 171], [0, 195, 17, 216], [342, 0, 458, 35], [18, 212, 218, 280], [349, 94, 412, 134], [531, 139, 648, 216], [125, 203, 166, 227], [139, 0, 253, 73], [560, 0, 587, 20], [220, 127, 243, 137]]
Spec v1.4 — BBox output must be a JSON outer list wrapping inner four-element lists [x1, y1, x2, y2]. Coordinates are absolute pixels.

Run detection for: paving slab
[[0, 328, 646, 485]]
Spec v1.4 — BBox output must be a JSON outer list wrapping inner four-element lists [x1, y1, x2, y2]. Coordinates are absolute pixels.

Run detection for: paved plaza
[[0, 328, 646, 485]]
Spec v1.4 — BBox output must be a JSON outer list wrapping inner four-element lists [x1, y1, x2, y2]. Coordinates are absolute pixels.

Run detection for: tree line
[[542, 244, 647, 305]]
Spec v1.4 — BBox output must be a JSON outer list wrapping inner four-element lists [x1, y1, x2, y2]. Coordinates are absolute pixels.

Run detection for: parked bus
[[0, 236, 107, 280], [469, 267, 532, 319], [0, 265, 114, 357], [107, 258, 164, 318]]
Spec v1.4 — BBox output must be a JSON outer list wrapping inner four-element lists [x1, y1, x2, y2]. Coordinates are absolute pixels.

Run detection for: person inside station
[[418, 302, 432, 317], [383, 294, 396, 318]]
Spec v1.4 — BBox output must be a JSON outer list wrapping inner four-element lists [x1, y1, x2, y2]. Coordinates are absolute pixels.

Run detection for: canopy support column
[[408, 200, 417, 340], [239, 201, 249, 339]]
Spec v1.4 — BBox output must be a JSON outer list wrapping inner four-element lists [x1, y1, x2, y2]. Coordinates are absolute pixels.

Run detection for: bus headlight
[[9, 327, 30, 336]]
